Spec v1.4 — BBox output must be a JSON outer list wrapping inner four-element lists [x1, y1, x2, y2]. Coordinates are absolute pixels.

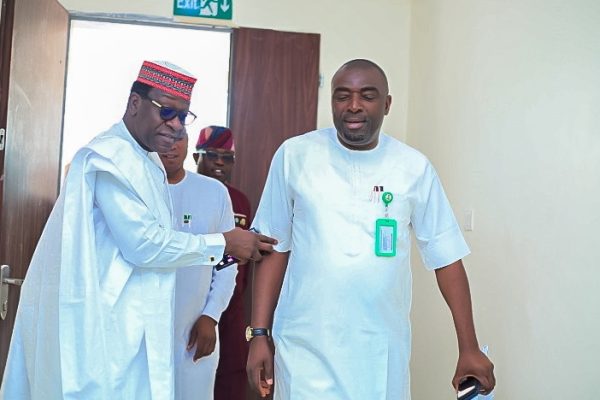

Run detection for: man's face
[[331, 66, 392, 150], [130, 88, 190, 153], [196, 147, 235, 183], [158, 134, 188, 177]]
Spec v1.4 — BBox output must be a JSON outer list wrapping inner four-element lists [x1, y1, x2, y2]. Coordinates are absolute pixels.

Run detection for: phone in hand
[[215, 254, 239, 270], [457, 376, 481, 400]]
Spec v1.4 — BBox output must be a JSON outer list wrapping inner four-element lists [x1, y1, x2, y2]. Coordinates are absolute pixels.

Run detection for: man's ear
[[126, 92, 143, 116], [384, 94, 392, 116], [192, 152, 199, 164]]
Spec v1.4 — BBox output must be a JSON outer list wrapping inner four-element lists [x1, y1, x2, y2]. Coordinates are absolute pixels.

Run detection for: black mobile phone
[[215, 254, 239, 270], [457, 376, 481, 400]]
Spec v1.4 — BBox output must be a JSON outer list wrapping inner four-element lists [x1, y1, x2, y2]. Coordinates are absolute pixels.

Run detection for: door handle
[[1, 264, 23, 320], [0, 128, 5, 151]]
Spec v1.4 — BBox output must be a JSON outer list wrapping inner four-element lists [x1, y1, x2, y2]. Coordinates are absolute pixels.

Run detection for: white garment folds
[[169, 172, 236, 400], [1, 121, 224, 400], [252, 128, 470, 400]]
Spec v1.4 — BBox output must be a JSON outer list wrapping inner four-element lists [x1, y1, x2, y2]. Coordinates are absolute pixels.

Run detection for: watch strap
[[251, 327, 270, 337]]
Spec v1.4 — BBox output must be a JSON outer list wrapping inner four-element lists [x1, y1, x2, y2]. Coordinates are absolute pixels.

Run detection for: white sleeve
[[94, 171, 225, 268], [411, 162, 470, 270], [252, 145, 293, 252], [202, 187, 237, 322]]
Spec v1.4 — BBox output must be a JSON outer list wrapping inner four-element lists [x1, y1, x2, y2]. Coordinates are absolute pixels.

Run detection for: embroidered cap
[[195, 126, 235, 151], [136, 60, 197, 101]]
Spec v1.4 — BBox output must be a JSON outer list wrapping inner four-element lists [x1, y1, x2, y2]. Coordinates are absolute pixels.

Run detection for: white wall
[[58, 0, 411, 141], [408, 1, 600, 399]]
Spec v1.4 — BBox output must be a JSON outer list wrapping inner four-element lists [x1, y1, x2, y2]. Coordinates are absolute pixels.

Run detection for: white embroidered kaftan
[[169, 171, 236, 400], [252, 128, 470, 400], [1, 121, 224, 400]]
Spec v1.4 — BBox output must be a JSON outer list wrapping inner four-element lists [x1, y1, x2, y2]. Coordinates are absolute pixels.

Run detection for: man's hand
[[187, 315, 217, 362], [223, 228, 277, 264], [452, 349, 495, 395], [246, 336, 274, 398], [434, 260, 496, 396]]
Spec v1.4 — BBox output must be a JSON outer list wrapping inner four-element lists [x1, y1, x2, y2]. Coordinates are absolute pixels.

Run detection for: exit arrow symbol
[[220, 0, 230, 12]]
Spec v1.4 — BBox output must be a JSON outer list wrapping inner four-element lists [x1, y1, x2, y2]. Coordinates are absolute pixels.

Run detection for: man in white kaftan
[[254, 128, 470, 398], [159, 133, 237, 400], [246, 60, 496, 399], [1, 61, 275, 400]]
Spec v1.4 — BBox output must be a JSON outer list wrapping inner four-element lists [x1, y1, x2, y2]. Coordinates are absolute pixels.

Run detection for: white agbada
[[169, 171, 237, 400], [1, 121, 225, 400], [252, 128, 470, 400]]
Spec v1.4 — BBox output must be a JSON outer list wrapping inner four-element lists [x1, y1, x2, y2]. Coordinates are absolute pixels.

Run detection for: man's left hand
[[452, 349, 496, 395], [187, 315, 217, 362]]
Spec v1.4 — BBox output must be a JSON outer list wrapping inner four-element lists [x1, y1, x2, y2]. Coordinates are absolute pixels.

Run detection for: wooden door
[[229, 27, 320, 400], [0, 0, 69, 375], [229, 27, 320, 217]]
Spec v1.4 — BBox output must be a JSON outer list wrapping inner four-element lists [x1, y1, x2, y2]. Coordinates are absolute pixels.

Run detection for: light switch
[[464, 209, 474, 231]]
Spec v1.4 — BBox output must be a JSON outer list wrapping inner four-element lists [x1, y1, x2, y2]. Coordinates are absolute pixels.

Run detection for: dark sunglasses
[[198, 149, 235, 164], [146, 97, 197, 126]]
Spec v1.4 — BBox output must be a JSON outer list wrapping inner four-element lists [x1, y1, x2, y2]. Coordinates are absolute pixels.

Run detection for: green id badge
[[375, 218, 397, 257]]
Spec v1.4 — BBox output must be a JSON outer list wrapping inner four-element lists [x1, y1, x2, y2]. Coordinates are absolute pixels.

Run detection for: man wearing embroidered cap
[[193, 126, 253, 400], [1, 60, 276, 400]]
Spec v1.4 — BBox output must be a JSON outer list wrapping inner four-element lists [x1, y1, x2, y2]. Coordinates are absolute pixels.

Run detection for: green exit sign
[[174, 0, 233, 20]]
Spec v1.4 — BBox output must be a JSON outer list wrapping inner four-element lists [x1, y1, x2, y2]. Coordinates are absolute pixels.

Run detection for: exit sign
[[174, 0, 233, 20]]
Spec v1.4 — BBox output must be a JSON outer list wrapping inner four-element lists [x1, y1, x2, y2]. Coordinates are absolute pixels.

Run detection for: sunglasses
[[198, 149, 235, 164], [146, 97, 197, 126]]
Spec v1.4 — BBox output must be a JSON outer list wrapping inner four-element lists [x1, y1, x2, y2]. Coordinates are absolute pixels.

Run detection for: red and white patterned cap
[[136, 60, 197, 101], [196, 126, 235, 151]]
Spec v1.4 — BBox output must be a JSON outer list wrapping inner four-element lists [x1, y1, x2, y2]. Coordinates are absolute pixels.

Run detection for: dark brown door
[[229, 27, 320, 217], [0, 0, 69, 375], [228, 27, 320, 400]]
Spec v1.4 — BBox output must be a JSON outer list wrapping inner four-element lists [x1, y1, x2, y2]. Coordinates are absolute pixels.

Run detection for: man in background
[[159, 132, 237, 400], [194, 126, 252, 400], [1, 60, 275, 399]]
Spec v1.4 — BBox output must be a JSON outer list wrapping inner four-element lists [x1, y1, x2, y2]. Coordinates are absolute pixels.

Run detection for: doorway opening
[[62, 18, 231, 177]]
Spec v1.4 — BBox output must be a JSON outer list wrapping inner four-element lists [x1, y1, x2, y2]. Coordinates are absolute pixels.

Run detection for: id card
[[375, 218, 397, 257]]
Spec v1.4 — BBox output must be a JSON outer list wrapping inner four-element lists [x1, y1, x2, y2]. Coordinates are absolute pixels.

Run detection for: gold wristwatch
[[245, 326, 270, 342]]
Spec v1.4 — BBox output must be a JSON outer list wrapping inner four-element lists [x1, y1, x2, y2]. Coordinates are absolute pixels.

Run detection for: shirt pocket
[[387, 197, 411, 224], [383, 197, 412, 255]]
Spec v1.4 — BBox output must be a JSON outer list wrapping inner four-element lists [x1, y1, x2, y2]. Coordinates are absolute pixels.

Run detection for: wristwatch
[[245, 326, 270, 342]]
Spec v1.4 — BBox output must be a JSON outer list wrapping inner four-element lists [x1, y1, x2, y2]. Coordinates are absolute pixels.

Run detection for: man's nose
[[348, 94, 362, 112], [165, 115, 184, 131]]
